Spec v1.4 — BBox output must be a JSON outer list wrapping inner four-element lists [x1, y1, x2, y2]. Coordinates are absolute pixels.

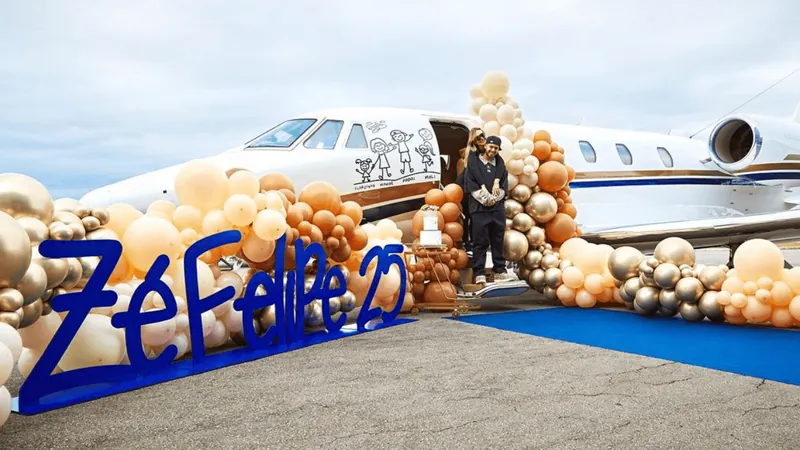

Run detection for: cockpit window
[[304, 120, 344, 150], [346, 124, 368, 149], [246, 119, 317, 149]]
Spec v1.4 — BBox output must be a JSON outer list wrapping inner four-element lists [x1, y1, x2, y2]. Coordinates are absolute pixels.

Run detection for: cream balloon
[[496, 105, 516, 125], [141, 317, 177, 347], [174, 159, 230, 212], [0, 341, 12, 385], [60, 314, 125, 371], [479, 104, 498, 123], [483, 120, 500, 137], [228, 170, 260, 197], [480, 71, 510, 100], [469, 84, 484, 99], [17, 310, 61, 352], [499, 124, 518, 142], [168, 258, 216, 300], [0, 322, 21, 363], [733, 239, 785, 282], [122, 216, 182, 272], [172, 205, 204, 231], [105, 203, 143, 237], [0, 386, 9, 428], [223, 194, 258, 227], [253, 209, 287, 241]]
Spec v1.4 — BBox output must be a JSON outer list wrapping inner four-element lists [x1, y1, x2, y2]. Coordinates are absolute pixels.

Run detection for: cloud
[[2, 0, 800, 198]]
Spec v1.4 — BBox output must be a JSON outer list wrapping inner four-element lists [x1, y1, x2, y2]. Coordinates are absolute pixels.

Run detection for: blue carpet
[[451, 307, 800, 386]]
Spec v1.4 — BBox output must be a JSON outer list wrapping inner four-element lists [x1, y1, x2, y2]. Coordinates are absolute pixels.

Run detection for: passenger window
[[578, 141, 597, 163], [304, 120, 344, 150], [657, 147, 673, 168], [616, 144, 633, 165], [345, 124, 368, 149]]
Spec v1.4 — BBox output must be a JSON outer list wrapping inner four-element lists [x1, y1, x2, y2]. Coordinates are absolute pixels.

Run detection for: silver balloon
[[698, 266, 726, 291], [541, 253, 560, 270], [341, 269, 351, 285], [76, 256, 100, 289], [675, 277, 704, 304], [0, 211, 33, 289], [525, 227, 546, 247], [60, 258, 83, 290], [543, 286, 558, 302], [510, 184, 533, 203], [544, 268, 562, 289], [654, 237, 695, 267], [502, 230, 529, 262], [607, 246, 643, 282], [15, 263, 47, 306], [17, 216, 49, 246], [623, 277, 642, 298], [82, 215, 101, 232], [528, 269, 546, 288], [559, 259, 573, 270], [653, 263, 680, 289], [340, 290, 357, 312], [0, 288, 24, 312], [524, 192, 558, 223], [523, 250, 543, 269], [511, 213, 534, 233], [19, 299, 43, 328], [0, 173, 54, 222], [504, 199, 524, 220], [698, 291, 725, 323], [634, 286, 660, 315], [679, 301, 705, 322]]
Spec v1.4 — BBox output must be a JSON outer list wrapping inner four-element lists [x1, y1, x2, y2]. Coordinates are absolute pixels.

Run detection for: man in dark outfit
[[464, 135, 512, 285]]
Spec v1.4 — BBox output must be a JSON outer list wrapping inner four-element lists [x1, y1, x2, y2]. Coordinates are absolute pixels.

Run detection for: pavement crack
[[742, 404, 800, 415], [646, 376, 693, 386]]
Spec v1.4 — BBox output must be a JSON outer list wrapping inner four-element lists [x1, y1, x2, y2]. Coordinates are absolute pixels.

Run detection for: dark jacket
[[465, 151, 508, 215]]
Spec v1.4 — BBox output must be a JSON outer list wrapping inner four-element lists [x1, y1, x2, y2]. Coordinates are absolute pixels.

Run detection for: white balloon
[[521, 127, 535, 140], [141, 317, 177, 347], [478, 104, 498, 123], [0, 342, 12, 385], [175, 313, 189, 332], [201, 310, 216, 337], [496, 105, 516, 125], [499, 124, 518, 142], [18, 311, 61, 353], [524, 156, 540, 171], [469, 84, 484, 99], [170, 333, 189, 360], [17, 347, 41, 379], [222, 308, 244, 334], [60, 314, 126, 371], [499, 136, 513, 154], [513, 118, 524, 128], [0, 386, 10, 429], [0, 323, 21, 363]]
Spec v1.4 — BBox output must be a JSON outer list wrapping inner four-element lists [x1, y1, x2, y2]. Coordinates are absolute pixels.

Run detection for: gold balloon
[[53, 197, 80, 213], [19, 299, 43, 328], [505, 218, 513, 231], [510, 184, 533, 203], [607, 246, 643, 282], [82, 215, 101, 232], [680, 268, 694, 278], [0, 311, 21, 328], [60, 258, 83, 290], [0, 173, 54, 222], [646, 256, 659, 268], [511, 212, 534, 232], [16, 263, 47, 305], [73, 204, 91, 218], [42, 300, 53, 316], [503, 230, 529, 262], [17, 216, 49, 245], [259, 305, 276, 330], [544, 268, 562, 289], [541, 253, 560, 270], [92, 208, 111, 226], [340, 291, 357, 313], [0, 210, 33, 288], [653, 263, 680, 289], [659, 289, 679, 311], [528, 268, 546, 288], [76, 256, 100, 289], [504, 199, 524, 220], [639, 260, 655, 277], [543, 286, 558, 302], [654, 237, 696, 267], [523, 250, 543, 269], [633, 286, 660, 315], [679, 301, 704, 322], [32, 246, 69, 289], [618, 285, 634, 303], [54, 210, 82, 225], [49, 222, 73, 240], [697, 291, 724, 323], [524, 192, 558, 223], [518, 266, 532, 281], [639, 272, 658, 288], [68, 222, 86, 240], [0, 288, 24, 312], [698, 266, 725, 291], [622, 277, 641, 298], [525, 227, 546, 247], [675, 277, 704, 304]]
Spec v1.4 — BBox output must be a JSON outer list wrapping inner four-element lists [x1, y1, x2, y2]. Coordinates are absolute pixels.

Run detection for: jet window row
[[577, 141, 674, 168]]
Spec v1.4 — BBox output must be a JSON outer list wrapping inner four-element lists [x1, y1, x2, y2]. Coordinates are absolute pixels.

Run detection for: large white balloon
[[478, 104, 498, 123], [0, 386, 10, 428], [0, 342, 12, 385], [60, 314, 126, 371], [0, 323, 21, 363]]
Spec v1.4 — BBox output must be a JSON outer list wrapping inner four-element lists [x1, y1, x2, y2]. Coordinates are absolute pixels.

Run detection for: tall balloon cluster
[[408, 184, 470, 305], [467, 71, 581, 292]]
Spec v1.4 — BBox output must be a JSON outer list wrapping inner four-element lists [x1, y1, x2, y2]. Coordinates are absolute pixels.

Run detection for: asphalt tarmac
[[3, 248, 800, 449]]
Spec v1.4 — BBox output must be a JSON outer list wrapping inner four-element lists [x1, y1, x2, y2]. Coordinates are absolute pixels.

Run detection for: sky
[[2, 0, 800, 199]]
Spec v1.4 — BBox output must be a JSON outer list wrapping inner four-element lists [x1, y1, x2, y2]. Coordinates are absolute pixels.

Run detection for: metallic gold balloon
[[545, 243, 553, 251], [230, 331, 248, 346], [533, 185, 542, 193], [510, 184, 533, 203], [42, 300, 53, 316], [32, 247, 69, 289], [653, 263, 680, 289], [698, 266, 725, 291], [659, 289, 679, 311], [82, 215, 101, 232], [19, 299, 43, 328], [675, 277, 704, 304], [544, 268, 562, 289], [543, 286, 558, 302], [505, 218, 513, 231], [306, 301, 323, 327], [53, 197, 80, 213], [0, 311, 21, 329], [639, 260, 655, 277], [0, 211, 33, 288], [92, 208, 111, 226], [524, 192, 558, 223], [697, 291, 724, 323], [523, 250, 543, 269], [73, 204, 91, 219], [17, 216, 49, 245], [0, 288, 24, 312], [504, 199, 524, 220], [525, 227, 546, 247], [502, 230, 529, 262], [328, 296, 342, 315], [559, 259, 573, 270], [619, 285, 635, 303], [680, 268, 694, 278], [639, 272, 658, 288], [49, 222, 73, 240], [60, 258, 83, 290], [528, 268, 546, 288], [541, 254, 560, 270], [633, 286, 660, 315], [646, 256, 659, 268], [259, 305, 276, 330], [0, 173, 54, 222], [68, 222, 86, 240], [54, 211, 82, 225], [518, 266, 532, 281], [340, 290, 357, 312], [16, 263, 47, 306], [623, 277, 641, 298], [654, 237, 695, 267], [679, 301, 704, 322], [607, 246, 643, 282], [511, 212, 534, 233], [341, 269, 351, 285]]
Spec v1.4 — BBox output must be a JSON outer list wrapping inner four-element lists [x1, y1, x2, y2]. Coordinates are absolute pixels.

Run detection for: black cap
[[486, 136, 502, 147]]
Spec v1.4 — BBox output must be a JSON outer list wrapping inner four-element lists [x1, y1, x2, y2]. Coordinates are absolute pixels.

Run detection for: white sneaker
[[474, 275, 486, 284], [493, 272, 514, 283]]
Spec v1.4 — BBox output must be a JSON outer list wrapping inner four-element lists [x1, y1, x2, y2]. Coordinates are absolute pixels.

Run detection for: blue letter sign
[[12, 230, 413, 415]]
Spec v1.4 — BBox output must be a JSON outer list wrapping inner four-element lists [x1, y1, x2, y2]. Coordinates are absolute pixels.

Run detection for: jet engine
[[707, 114, 800, 173]]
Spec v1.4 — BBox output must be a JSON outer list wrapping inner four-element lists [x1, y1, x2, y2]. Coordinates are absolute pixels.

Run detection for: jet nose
[[80, 187, 113, 209]]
